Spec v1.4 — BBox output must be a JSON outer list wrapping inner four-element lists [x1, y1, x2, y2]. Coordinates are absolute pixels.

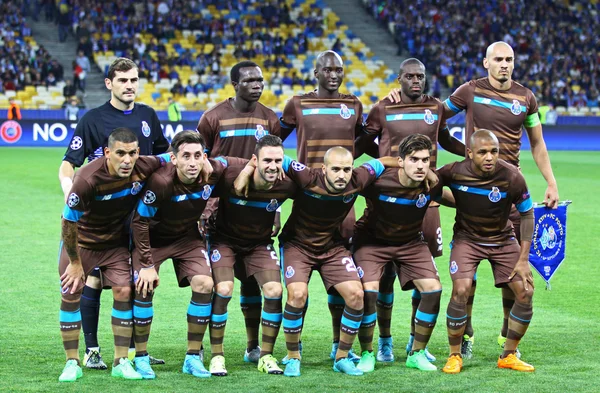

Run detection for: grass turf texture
[[0, 147, 598, 393]]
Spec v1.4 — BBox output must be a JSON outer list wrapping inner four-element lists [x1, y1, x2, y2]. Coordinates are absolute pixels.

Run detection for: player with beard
[[58, 58, 168, 370], [197, 61, 282, 364]]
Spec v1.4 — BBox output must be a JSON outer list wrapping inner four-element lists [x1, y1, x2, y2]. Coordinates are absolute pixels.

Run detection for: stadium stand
[[362, 0, 600, 115], [0, 0, 69, 110]]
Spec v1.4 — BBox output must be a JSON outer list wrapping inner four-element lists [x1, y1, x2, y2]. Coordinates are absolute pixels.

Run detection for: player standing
[[58, 57, 168, 369]]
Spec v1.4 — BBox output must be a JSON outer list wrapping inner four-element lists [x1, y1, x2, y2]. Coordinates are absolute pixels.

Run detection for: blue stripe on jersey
[[188, 303, 211, 317], [444, 98, 463, 113], [415, 310, 439, 323], [341, 315, 361, 330], [95, 188, 132, 201], [516, 197, 533, 213], [63, 205, 84, 222], [229, 197, 269, 209], [262, 311, 283, 323], [303, 191, 354, 201], [111, 308, 133, 320], [385, 113, 439, 121], [137, 200, 158, 217], [211, 312, 228, 323], [361, 313, 377, 325], [364, 159, 384, 177], [59, 309, 81, 323], [283, 155, 293, 172], [133, 305, 154, 319], [378, 194, 430, 205], [473, 96, 526, 113], [283, 317, 303, 329], [449, 183, 507, 198], [219, 129, 269, 138], [301, 108, 356, 116], [171, 185, 215, 202]]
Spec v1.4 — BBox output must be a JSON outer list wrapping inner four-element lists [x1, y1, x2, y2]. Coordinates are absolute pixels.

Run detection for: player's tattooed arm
[[60, 218, 85, 294]]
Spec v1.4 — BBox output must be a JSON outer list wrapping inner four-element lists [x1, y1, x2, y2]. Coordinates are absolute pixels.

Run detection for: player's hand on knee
[[60, 262, 85, 294], [543, 184, 559, 209], [136, 266, 160, 298], [509, 259, 534, 292]]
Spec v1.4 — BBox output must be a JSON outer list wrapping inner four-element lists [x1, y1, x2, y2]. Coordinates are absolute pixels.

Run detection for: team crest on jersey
[[70, 136, 83, 150], [488, 187, 501, 203], [266, 199, 279, 212], [255, 124, 266, 141], [292, 161, 306, 171], [131, 181, 143, 195], [141, 121, 151, 137], [424, 109, 435, 125], [340, 104, 352, 119], [357, 266, 364, 279], [202, 184, 213, 200], [343, 193, 356, 204], [285, 266, 295, 279], [143, 190, 156, 204], [450, 261, 458, 275], [211, 250, 221, 263], [67, 193, 80, 208], [416, 193, 428, 208], [510, 100, 522, 115]]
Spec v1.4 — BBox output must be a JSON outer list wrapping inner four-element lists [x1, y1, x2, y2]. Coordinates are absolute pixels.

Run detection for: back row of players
[[56, 41, 559, 382]]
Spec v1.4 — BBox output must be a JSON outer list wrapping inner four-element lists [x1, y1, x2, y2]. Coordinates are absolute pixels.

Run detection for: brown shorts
[[209, 241, 280, 284], [448, 240, 525, 287], [354, 239, 439, 290], [422, 204, 443, 257], [58, 244, 131, 291], [131, 236, 211, 288], [282, 243, 361, 290]]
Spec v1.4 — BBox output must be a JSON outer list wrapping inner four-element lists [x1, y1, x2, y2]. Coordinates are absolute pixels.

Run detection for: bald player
[[197, 60, 281, 363], [387, 42, 558, 357], [280, 50, 365, 362], [356, 58, 465, 363], [439, 130, 536, 374]]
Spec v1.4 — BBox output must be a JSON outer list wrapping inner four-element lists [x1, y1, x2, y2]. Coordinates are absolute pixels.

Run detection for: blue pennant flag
[[528, 201, 572, 289]]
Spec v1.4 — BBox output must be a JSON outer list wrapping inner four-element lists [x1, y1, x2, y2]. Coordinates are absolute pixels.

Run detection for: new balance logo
[[177, 195, 186, 201], [236, 200, 248, 205], [102, 195, 112, 200], [386, 196, 397, 203], [458, 185, 469, 192]]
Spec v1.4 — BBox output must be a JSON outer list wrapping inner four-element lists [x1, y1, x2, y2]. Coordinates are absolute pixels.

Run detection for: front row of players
[[58, 128, 536, 381]]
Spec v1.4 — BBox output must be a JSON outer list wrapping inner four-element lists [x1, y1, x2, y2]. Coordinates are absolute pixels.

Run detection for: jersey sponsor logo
[[67, 193, 80, 208], [285, 265, 295, 279], [69, 136, 83, 150], [340, 104, 352, 119], [291, 161, 306, 171], [450, 261, 458, 274], [266, 198, 279, 212], [141, 121, 151, 137], [416, 193, 428, 208], [176, 194, 186, 202], [357, 266, 364, 279], [424, 109, 435, 125], [488, 187, 502, 203], [0, 120, 22, 143], [131, 181, 143, 195], [392, 114, 403, 121], [255, 124, 267, 141], [385, 196, 397, 203], [102, 194, 112, 201], [458, 185, 469, 192], [343, 193, 356, 203], [211, 249, 221, 262], [511, 99, 522, 115], [143, 190, 156, 204], [202, 184, 213, 200], [235, 199, 248, 206]]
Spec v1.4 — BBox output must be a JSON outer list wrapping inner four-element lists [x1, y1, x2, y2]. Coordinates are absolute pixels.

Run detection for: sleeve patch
[[69, 136, 83, 150], [143, 190, 157, 204], [67, 193, 80, 208], [291, 161, 306, 171]]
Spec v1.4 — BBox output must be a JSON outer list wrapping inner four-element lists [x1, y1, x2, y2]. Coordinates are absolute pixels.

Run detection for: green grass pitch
[[0, 147, 598, 392]]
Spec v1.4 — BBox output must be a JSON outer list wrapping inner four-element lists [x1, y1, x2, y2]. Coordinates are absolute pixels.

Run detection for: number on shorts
[[341, 257, 357, 273], [267, 245, 279, 266], [201, 250, 211, 272], [436, 227, 443, 245]]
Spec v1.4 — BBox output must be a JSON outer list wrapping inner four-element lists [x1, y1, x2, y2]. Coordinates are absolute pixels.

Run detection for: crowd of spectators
[[0, 0, 66, 93], [364, 0, 600, 108]]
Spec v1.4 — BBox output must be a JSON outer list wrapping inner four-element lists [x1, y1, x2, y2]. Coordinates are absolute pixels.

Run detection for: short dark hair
[[254, 134, 283, 157], [398, 58, 425, 76], [171, 130, 206, 155], [230, 60, 260, 83], [108, 127, 138, 148], [107, 57, 138, 80], [398, 134, 432, 159]]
